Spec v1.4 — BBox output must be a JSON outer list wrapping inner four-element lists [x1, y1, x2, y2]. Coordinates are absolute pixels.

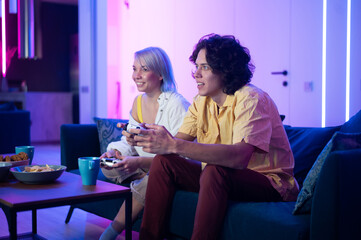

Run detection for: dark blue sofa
[[60, 110, 361, 240], [0, 103, 31, 154]]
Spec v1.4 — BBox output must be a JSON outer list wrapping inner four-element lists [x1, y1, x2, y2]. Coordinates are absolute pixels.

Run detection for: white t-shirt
[[102, 91, 190, 184]]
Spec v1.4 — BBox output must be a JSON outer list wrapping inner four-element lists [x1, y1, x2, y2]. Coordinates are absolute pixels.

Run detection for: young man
[[129, 34, 299, 240]]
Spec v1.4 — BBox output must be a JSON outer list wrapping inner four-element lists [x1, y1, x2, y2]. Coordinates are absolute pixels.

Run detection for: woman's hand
[[122, 122, 147, 146], [113, 156, 141, 173], [122, 130, 137, 146], [100, 149, 122, 159], [100, 149, 122, 169]]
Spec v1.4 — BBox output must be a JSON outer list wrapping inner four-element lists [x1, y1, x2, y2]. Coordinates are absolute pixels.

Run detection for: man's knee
[[152, 154, 169, 170], [151, 154, 177, 173], [200, 165, 228, 186]]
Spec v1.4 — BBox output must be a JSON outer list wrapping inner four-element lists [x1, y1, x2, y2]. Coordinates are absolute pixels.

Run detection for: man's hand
[[132, 124, 175, 154]]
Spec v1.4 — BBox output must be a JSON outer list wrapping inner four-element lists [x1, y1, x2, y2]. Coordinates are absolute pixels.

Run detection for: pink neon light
[[17, 0, 20, 57], [29, 0, 34, 57], [2, 0, 6, 77]]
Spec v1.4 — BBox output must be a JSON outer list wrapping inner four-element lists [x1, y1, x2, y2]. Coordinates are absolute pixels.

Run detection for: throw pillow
[[94, 117, 128, 154], [340, 110, 361, 133], [293, 131, 361, 214]]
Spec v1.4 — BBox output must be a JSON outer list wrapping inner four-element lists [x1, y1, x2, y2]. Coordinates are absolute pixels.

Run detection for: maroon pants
[[139, 154, 282, 240]]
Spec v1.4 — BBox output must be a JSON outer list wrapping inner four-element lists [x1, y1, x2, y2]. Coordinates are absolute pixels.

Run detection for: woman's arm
[[137, 156, 153, 169]]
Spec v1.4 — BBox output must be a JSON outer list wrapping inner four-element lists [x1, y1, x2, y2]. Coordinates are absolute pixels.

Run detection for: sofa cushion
[[340, 110, 361, 133], [222, 202, 310, 240], [293, 131, 361, 214], [284, 126, 340, 188], [93, 117, 128, 154], [168, 191, 310, 240]]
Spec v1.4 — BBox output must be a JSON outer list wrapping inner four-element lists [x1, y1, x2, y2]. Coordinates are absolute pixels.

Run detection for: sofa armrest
[[0, 110, 31, 154], [310, 148, 361, 240], [60, 124, 100, 171]]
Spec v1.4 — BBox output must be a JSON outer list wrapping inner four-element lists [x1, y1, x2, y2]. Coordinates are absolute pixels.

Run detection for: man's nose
[[194, 68, 201, 78]]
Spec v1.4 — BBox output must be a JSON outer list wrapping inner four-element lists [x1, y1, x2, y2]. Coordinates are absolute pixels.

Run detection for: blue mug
[[78, 157, 100, 185], [15, 146, 35, 164]]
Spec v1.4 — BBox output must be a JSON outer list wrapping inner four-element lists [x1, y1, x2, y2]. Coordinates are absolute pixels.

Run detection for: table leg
[[32, 209, 37, 234], [2, 207, 17, 240], [125, 192, 132, 240]]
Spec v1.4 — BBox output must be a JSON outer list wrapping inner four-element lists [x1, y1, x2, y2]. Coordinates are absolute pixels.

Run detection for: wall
[[81, 0, 361, 127], [116, 0, 361, 127], [5, 2, 78, 92], [107, 0, 121, 119]]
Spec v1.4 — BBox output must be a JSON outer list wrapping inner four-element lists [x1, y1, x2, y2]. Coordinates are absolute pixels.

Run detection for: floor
[[0, 143, 139, 240]]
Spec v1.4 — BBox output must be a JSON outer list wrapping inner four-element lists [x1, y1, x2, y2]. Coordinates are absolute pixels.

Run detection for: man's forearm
[[170, 138, 254, 169]]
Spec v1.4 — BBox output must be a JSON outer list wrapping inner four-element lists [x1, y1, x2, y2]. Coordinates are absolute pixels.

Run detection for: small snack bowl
[[9, 159, 30, 167], [0, 162, 12, 182], [0, 152, 30, 167], [10, 165, 67, 184]]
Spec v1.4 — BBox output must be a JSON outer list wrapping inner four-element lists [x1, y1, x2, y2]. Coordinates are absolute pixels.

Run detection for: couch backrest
[[60, 124, 101, 171], [284, 125, 341, 188], [340, 110, 361, 133]]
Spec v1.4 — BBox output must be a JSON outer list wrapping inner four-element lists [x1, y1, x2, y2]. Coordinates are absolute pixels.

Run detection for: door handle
[[271, 70, 288, 76]]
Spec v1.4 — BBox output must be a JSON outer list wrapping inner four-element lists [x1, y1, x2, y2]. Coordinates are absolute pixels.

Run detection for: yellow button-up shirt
[[178, 84, 299, 201]]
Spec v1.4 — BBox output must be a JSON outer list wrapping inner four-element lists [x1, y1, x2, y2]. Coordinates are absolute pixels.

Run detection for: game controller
[[100, 158, 122, 167], [124, 123, 145, 135]]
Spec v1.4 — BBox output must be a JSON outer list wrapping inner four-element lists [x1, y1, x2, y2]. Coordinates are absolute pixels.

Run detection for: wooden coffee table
[[0, 172, 132, 240]]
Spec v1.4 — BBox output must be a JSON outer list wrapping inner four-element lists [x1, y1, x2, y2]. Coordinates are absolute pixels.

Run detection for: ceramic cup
[[15, 146, 35, 164], [78, 157, 100, 185]]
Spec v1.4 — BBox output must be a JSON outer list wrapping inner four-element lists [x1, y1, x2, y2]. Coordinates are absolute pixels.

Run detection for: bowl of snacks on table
[[0, 162, 12, 182], [0, 152, 30, 167], [10, 165, 67, 184]]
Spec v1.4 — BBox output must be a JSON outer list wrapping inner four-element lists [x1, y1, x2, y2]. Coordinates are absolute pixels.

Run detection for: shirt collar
[[157, 91, 171, 106], [208, 94, 234, 108], [222, 94, 234, 107]]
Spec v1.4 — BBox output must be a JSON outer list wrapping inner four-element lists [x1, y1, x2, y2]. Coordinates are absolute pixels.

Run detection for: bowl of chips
[[0, 162, 12, 182], [10, 165, 67, 184]]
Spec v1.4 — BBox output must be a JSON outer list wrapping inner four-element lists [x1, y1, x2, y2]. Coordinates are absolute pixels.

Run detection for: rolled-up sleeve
[[178, 98, 199, 137], [232, 93, 271, 152]]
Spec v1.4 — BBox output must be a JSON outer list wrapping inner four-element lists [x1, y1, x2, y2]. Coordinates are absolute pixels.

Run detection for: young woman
[[99, 47, 190, 240]]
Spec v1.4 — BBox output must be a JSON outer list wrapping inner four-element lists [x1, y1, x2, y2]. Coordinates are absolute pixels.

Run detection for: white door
[[234, 0, 291, 124]]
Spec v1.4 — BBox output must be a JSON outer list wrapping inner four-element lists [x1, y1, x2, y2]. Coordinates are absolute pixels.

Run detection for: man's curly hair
[[189, 34, 255, 95]]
